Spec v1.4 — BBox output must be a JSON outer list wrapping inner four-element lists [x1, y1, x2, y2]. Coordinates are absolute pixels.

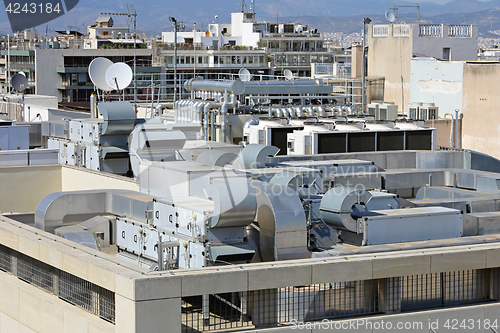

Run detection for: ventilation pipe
[[203, 102, 217, 141], [305, 106, 314, 117], [315, 106, 326, 117], [221, 91, 237, 143], [294, 107, 304, 117]]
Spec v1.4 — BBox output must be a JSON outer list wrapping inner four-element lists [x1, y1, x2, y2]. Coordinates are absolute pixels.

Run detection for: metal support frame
[[362, 17, 371, 114], [170, 17, 178, 105]]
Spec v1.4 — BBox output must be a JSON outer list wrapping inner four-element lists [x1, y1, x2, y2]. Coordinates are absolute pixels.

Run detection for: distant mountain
[[1, 0, 500, 36], [261, 6, 500, 36]]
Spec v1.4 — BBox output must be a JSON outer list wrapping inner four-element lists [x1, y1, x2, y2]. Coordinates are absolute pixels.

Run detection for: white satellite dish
[[11, 72, 27, 92], [176, 36, 185, 43], [385, 11, 396, 23], [284, 69, 294, 81], [89, 57, 113, 92], [105, 62, 133, 91], [238, 68, 252, 81], [209, 25, 217, 35]]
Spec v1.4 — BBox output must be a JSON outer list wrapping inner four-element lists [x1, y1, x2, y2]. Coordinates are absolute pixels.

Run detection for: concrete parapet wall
[[1, 214, 500, 332]]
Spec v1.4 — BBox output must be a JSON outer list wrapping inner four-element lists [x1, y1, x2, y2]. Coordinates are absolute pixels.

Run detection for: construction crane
[[101, 4, 138, 110]]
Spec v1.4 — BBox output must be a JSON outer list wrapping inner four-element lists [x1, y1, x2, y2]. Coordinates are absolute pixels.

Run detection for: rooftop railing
[[419, 24, 442, 37], [373, 25, 389, 37], [448, 24, 472, 38]]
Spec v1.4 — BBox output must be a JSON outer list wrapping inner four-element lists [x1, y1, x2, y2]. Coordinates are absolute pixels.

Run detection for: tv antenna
[[238, 68, 252, 81], [88, 58, 133, 101], [105, 63, 133, 93], [389, 5, 420, 23], [102, 3, 138, 109], [385, 11, 396, 24], [11, 72, 27, 93], [89, 57, 113, 95]]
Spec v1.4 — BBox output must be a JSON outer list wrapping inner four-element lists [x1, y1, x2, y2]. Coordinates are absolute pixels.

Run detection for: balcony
[[448, 25, 472, 38], [419, 24, 472, 38]]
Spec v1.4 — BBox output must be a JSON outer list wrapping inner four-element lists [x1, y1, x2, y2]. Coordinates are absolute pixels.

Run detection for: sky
[[0, 0, 497, 34]]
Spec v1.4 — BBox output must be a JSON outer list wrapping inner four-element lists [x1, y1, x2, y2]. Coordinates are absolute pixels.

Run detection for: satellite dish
[[11, 72, 27, 92], [89, 57, 113, 92], [105, 62, 133, 91], [176, 36, 185, 43], [284, 69, 294, 81], [209, 25, 217, 35], [238, 68, 252, 81], [385, 11, 396, 23]]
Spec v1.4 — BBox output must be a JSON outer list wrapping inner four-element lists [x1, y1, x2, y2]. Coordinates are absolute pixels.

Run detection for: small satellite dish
[[238, 68, 251, 81], [176, 36, 185, 43], [105, 62, 133, 91], [89, 57, 113, 92], [284, 69, 294, 81], [385, 11, 396, 23], [11, 72, 27, 92], [209, 25, 217, 35]]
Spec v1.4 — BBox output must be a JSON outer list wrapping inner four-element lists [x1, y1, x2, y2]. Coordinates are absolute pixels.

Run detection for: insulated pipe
[[203, 102, 216, 141], [186, 80, 245, 95], [295, 107, 304, 117], [287, 107, 295, 117], [243, 118, 259, 129], [316, 106, 326, 117], [195, 101, 205, 123], [281, 108, 289, 117], [221, 92, 237, 143], [305, 106, 314, 117], [154, 103, 172, 118]]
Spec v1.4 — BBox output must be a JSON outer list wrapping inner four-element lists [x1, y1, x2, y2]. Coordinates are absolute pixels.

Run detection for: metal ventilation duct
[[205, 181, 257, 228], [233, 144, 280, 169], [254, 182, 309, 261], [35, 190, 153, 233]]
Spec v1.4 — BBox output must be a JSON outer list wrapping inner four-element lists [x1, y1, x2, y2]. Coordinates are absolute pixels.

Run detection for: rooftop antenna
[[241, 0, 245, 12], [390, 5, 420, 23], [105, 62, 133, 100], [238, 68, 251, 81], [284, 69, 294, 81], [385, 11, 396, 24], [88, 57, 113, 100], [101, 4, 137, 110], [11, 72, 27, 93], [252, 0, 255, 14]]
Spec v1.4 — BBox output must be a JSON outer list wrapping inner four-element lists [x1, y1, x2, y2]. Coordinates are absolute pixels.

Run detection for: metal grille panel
[[0, 244, 115, 323], [182, 268, 498, 332]]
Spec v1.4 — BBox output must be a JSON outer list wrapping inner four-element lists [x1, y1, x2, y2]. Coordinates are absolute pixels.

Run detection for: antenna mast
[[101, 4, 138, 111]]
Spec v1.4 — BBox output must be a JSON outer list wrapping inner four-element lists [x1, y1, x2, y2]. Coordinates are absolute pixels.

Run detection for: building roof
[[96, 16, 113, 24]]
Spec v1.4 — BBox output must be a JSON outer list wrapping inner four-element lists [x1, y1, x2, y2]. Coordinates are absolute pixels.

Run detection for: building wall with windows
[[35, 49, 156, 102], [368, 23, 477, 114]]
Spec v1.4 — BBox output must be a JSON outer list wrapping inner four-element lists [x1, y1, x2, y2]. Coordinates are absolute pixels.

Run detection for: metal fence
[[182, 268, 497, 332], [0, 243, 115, 323]]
